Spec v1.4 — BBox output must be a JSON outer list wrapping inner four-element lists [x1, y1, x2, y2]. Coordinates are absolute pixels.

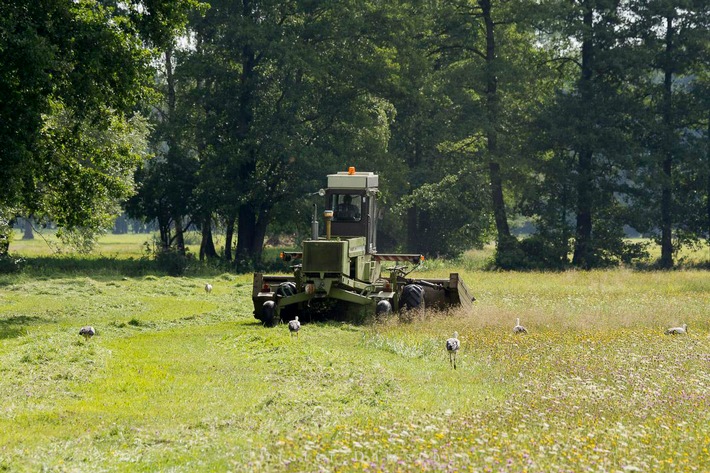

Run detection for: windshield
[[331, 193, 362, 222]]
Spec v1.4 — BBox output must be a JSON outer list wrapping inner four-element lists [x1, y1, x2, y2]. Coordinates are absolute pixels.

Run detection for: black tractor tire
[[275, 282, 298, 323], [399, 284, 425, 311], [262, 300, 277, 327], [276, 281, 297, 297], [376, 299, 392, 316]]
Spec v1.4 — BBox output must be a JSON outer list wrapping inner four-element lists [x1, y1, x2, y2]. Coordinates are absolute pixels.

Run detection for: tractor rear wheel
[[399, 284, 424, 311], [276, 281, 297, 297]]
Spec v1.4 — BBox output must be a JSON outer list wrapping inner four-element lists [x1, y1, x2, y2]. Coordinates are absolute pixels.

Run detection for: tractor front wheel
[[262, 300, 277, 327], [376, 299, 392, 316]]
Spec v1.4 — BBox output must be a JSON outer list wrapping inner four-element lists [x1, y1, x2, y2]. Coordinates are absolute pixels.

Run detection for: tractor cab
[[323, 168, 378, 254]]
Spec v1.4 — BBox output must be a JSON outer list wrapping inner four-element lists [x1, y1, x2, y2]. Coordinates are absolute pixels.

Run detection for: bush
[[519, 235, 569, 270], [154, 248, 193, 276], [0, 255, 25, 274], [488, 235, 570, 271], [393, 171, 490, 259], [0, 211, 12, 257]]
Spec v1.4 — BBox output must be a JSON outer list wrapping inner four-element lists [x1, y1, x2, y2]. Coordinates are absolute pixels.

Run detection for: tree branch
[[428, 44, 486, 61]]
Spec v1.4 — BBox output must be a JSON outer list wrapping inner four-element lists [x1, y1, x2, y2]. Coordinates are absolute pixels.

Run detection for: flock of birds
[[77, 281, 691, 371], [443, 318, 689, 370]]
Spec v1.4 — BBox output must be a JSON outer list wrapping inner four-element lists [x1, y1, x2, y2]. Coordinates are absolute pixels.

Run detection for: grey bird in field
[[79, 326, 96, 340], [288, 316, 301, 337], [446, 331, 460, 369], [513, 318, 528, 334], [204, 283, 213, 294], [665, 323, 687, 335]]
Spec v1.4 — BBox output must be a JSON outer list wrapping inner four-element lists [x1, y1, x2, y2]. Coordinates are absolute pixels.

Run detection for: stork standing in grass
[[288, 316, 301, 338], [513, 318, 528, 334], [446, 332, 460, 369], [665, 323, 687, 335], [79, 326, 95, 341]]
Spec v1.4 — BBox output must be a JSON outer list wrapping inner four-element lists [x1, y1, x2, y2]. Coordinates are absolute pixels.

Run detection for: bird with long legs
[[446, 332, 460, 369], [288, 316, 301, 338]]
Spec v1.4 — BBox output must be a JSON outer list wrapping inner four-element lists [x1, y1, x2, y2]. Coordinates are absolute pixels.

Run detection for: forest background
[[1, 0, 708, 272]]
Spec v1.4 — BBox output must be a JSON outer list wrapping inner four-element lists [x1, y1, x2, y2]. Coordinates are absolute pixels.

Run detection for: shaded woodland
[[1, 0, 708, 270]]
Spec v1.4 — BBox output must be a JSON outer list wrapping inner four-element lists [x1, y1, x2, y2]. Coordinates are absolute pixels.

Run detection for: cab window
[[332, 194, 361, 221]]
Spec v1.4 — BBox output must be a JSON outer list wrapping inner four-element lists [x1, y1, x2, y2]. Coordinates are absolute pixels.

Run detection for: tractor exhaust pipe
[[311, 204, 319, 240]]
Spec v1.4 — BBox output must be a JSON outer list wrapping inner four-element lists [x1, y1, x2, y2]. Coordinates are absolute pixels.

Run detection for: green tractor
[[252, 168, 475, 326]]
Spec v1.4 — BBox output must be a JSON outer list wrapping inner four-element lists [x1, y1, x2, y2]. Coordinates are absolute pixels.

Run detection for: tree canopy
[[0, 0, 155, 252], [2, 0, 708, 269]]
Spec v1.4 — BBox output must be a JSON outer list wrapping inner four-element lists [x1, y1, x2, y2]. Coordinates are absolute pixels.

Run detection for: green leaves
[[2, 0, 707, 267], [36, 101, 150, 239], [0, 0, 154, 254], [396, 170, 492, 257]]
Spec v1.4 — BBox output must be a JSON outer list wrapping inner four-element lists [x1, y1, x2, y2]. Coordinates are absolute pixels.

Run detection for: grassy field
[[7, 230, 186, 259], [1, 234, 709, 472], [9, 228, 710, 269]]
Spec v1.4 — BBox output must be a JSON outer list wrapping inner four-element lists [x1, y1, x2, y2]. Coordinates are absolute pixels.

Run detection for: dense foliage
[[1, 0, 708, 269], [0, 0, 155, 252]]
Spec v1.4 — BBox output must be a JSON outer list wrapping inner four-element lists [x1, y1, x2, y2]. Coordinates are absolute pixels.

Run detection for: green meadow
[[1, 232, 709, 472]]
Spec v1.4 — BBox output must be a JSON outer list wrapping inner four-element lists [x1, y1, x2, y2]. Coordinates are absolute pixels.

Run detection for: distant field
[[1, 265, 708, 471], [9, 230, 184, 258], [10, 230, 710, 270]]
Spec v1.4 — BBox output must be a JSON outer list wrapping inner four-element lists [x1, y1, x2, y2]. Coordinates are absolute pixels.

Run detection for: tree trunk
[[572, 150, 594, 268], [158, 214, 171, 250], [232, 3, 258, 271], [407, 122, 422, 253], [659, 14, 675, 269], [165, 47, 176, 116], [173, 214, 186, 255], [489, 161, 511, 241], [199, 215, 218, 261], [250, 211, 269, 263], [572, 3, 595, 269], [406, 206, 418, 253], [479, 0, 513, 255], [235, 204, 257, 271], [706, 112, 710, 240], [224, 215, 235, 262], [559, 174, 571, 265], [23, 218, 34, 240], [234, 202, 272, 271], [164, 44, 187, 257]]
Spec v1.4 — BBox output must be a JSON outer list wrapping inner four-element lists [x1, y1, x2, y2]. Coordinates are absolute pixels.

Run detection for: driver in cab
[[336, 195, 360, 221]]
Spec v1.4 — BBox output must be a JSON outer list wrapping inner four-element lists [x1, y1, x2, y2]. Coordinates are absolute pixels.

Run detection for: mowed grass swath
[[0, 235, 709, 471]]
